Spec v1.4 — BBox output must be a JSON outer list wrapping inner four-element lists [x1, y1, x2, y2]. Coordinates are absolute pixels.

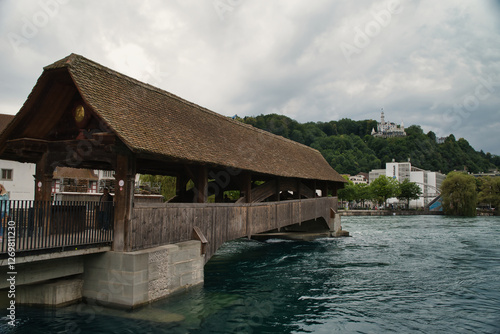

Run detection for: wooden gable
[[0, 67, 118, 169]]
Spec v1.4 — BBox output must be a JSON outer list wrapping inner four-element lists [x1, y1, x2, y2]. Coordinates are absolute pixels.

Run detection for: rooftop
[[0, 54, 345, 184]]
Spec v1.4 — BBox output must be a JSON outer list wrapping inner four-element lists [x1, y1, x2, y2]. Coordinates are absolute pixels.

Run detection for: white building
[[371, 110, 406, 138], [0, 160, 36, 201], [368, 169, 386, 184], [371, 160, 445, 208], [349, 173, 368, 184], [0, 114, 37, 200]]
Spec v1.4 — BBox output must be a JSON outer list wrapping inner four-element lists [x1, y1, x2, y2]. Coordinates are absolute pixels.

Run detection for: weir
[[0, 54, 346, 308]]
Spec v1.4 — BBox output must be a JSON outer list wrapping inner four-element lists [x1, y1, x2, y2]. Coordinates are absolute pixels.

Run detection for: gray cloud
[[1, 0, 499, 154]]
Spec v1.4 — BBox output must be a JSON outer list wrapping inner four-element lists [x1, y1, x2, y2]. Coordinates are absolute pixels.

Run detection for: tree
[[478, 176, 500, 211], [354, 183, 373, 208], [397, 179, 422, 209], [440, 172, 477, 216], [369, 175, 399, 208], [139, 174, 176, 201], [338, 178, 355, 208], [242, 115, 499, 175]]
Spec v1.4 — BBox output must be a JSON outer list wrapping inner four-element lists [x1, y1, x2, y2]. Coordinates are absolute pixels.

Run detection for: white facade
[[372, 160, 445, 209], [349, 174, 368, 184], [369, 169, 386, 184], [386, 161, 411, 181], [408, 169, 425, 208], [0, 160, 36, 200], [371, 111, 406, 138]]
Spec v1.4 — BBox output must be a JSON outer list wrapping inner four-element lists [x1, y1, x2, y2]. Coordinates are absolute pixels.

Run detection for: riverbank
[[338, 209, 444, 216], [339, 209, 497, 216]]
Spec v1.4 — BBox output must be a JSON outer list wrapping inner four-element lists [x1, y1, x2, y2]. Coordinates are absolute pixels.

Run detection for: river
[[2, 215, 500, 333]]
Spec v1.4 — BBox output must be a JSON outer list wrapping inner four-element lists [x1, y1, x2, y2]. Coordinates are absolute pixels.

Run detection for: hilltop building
[[371, 110, 406, 138]]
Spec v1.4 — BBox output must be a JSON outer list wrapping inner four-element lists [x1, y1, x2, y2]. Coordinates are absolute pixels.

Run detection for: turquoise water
[[2, 215, 500, 333]]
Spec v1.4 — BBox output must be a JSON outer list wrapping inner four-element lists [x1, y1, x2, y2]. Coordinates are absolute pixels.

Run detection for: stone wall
[[83, 240, 204, 309], [16, 278, 83, 307]]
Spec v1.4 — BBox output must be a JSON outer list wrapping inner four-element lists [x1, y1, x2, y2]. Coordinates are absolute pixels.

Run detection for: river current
[[2, 215, 500, 333]]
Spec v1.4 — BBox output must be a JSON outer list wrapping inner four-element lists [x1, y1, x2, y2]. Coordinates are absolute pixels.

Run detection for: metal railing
[[0, 200, 113, 255]]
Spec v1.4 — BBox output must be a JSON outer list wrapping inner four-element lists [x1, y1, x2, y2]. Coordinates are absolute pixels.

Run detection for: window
[[103, 170, 114, 178], [1, 169, 13, 180]]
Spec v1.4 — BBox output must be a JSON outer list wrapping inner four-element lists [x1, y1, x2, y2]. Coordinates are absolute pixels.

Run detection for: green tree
[[440, 172, 477, 216], [242, 114, 499, 175], [139, 174, 176, 201], [478, 176, 500, 211], [338, 178, 355, 207], [369, 175, 399, 208], [397, 179, 422, 208], [354, 183, 372, 207]]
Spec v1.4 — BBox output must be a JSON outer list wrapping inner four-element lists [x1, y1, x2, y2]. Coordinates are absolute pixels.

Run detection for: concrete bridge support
[[0, 242, 204, 309], [82, 241, 204, 309]]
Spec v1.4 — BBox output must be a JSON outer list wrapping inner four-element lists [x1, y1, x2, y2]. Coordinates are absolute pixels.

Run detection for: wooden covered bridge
[[0, 54, 346, 307]]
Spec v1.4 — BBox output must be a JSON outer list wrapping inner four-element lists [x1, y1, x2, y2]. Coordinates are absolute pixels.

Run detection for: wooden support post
[[331, 183, 339, 197], [215, 185, 224, 203], [296, 179, 301, 199], [275, 178, 281, 202], [242, 172, 252, 203], [113, 153, 136, 252], [35, 153, 55, 202], [195, 165, 208, 203], [321, 182, 329, 197], [176, 174, 187, 201]]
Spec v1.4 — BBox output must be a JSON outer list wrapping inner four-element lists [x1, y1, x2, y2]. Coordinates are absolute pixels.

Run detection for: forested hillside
[[239, 114, 500, 175]]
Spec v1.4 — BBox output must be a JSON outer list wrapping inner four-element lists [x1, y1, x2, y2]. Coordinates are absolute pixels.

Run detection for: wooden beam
[[113, 153, 136, 252], [176, 174, 187, 199], [34, 152, 55, 202], [4, 137, 116, 169], [296, 179, 302, 199], [195, 165, 208, 203], [191, 226, 208, 255], [321, 182, 329, 197], [242, 172, 252, 203]]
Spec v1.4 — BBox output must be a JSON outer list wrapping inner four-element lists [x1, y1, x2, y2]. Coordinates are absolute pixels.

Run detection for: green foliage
[[338, 180, 356, 202], [369, 175, 399, 207], [397, 179, 422, 208], [355, 183, 373, 205], [241, 114, 499, 175], [339, 182, 375, 206], [441, 172, 477, 216], [478, 176, 500, 210], [139, 174, 176, 201]]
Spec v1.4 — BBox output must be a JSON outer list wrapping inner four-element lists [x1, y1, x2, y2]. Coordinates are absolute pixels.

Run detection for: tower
[[380, 108, 386, 132]]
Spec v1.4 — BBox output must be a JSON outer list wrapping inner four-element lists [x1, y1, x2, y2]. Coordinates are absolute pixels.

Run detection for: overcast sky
[[1, 0, 499, 154]]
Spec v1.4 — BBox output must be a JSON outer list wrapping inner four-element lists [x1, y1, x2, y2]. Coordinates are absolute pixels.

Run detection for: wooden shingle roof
[[0, 114, 14, 133], [53, 167, 98, 180], [18, 54, 346, 183]]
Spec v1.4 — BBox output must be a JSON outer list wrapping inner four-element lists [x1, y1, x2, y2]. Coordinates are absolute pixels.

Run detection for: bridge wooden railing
[[130, 197, 338, 261], [0, 200, 113, 256]]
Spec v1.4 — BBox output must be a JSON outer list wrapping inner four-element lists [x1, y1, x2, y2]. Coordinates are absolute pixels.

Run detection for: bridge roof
[[1, 54, 345, 183], [0, 114, 14, 133]]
